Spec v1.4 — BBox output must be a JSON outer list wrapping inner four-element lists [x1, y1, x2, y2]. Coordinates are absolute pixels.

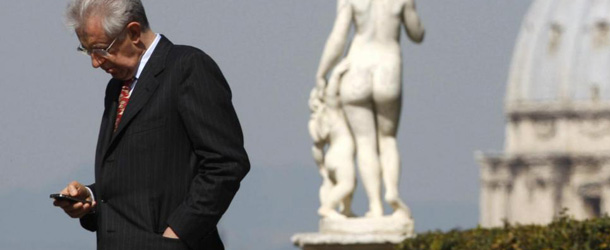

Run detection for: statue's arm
[[325, 60, 350, 101], [315, 0, 353, 95], [402, 0, 425, 43]]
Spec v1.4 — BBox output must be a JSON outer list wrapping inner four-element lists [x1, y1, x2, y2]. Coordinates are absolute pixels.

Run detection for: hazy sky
[[0, 1, 531, 250]]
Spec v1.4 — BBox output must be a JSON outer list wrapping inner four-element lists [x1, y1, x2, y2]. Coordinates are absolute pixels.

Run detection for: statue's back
[[349, 0, 406, 45]]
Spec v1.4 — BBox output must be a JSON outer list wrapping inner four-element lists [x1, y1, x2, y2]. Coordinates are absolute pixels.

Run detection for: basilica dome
[[479, 0, 610, 228], [506, 0, 610, 106], [503, 0, 610, 154]]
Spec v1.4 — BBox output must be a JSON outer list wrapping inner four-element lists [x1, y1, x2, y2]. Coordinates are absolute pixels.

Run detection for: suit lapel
[[109, 74, 160, 139], [95, 79, 122, 169], [101, 36, 172, 160]]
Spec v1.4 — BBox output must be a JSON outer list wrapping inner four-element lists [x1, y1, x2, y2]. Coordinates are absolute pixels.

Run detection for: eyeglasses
[[77, 33, 120, 58]]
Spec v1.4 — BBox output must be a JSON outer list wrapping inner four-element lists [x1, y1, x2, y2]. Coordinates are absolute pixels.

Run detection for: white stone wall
[[505, 105, 610, 154], [479, 152, 610, 227]]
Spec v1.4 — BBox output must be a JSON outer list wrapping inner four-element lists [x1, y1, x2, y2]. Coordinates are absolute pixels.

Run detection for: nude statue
[[309, 61, 356, 219], [315, 0, 424, 218]]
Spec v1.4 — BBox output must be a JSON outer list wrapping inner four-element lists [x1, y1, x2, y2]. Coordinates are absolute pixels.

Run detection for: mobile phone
[[50, 193, 92, 204]]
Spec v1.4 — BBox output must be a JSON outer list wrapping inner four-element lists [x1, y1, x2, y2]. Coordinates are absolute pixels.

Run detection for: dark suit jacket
[[79, 36, 250, 250]]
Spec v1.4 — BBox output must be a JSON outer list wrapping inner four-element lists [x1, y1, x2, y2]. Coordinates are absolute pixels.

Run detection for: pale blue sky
[[0, 1, 530, 249]]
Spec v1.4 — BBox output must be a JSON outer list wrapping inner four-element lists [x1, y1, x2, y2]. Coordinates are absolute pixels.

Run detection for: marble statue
[[294, 1, 424, 247], [313, 0, 425, 219]]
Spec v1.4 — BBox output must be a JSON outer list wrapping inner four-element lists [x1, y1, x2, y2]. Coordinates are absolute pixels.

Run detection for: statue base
[[292, 216, 414, 250]]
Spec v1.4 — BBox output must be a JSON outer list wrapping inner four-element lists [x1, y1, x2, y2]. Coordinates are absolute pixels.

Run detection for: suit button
[[101, 199, 107, 203]]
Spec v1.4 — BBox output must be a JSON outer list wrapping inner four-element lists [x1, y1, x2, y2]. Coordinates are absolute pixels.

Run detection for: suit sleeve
[[167, 51, 250, 248], [79, 183, 97, 231]]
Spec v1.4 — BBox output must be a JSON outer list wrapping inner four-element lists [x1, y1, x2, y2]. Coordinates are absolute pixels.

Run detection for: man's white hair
[[65, 0, 150, 37]]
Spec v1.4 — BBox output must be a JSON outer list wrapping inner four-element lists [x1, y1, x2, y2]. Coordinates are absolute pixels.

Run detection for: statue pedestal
[[292, 217, 414, 250]]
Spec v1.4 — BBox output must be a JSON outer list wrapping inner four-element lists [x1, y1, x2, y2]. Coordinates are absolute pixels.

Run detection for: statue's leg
[[341, 70, 384, 218], [318, 168, 348, 219], [321, 139, 355, 219], [318, 166, 334, 216], [328, 128, 357, 218], [372, 62, 412, 219], [340, 177, 357, 217], [340, 195, 355, 217]]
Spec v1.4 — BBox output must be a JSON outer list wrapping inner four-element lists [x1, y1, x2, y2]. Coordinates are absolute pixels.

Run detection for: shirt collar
[[135, 33, 162, 79]]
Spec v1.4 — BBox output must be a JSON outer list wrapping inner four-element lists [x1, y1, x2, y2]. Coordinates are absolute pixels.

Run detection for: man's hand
[[53, 181, 96, 218], [163, 227, 179, 239]]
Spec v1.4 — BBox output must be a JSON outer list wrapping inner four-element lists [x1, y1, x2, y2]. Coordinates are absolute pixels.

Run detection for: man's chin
[[108, 72, 128, 81]]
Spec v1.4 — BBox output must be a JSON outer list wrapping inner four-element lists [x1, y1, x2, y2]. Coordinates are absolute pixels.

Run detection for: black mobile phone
[[50, 193, 92, 204]]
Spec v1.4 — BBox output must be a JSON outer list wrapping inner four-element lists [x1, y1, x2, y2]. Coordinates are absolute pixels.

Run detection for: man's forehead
[[76, 16, 108, 46]]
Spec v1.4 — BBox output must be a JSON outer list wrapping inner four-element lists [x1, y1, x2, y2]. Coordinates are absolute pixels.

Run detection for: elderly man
[[52, 1, 250, 249]]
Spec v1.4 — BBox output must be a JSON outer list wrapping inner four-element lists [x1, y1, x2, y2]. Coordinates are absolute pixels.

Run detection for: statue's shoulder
[[336, 0, 355, 15], [402, 0, 415, 7]]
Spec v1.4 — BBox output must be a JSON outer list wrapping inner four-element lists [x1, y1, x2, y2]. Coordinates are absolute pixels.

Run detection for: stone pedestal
[[292, 217, 414, 250]]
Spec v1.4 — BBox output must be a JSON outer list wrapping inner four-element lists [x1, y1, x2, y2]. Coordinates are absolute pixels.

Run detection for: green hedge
[[398, 213, 610, 250]]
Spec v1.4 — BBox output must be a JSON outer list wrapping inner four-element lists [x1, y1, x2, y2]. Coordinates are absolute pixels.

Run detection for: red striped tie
[[114, 79, 134, 132]]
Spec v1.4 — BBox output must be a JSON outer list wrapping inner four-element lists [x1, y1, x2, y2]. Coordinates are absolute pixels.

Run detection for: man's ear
[[126, 22, 142, 44]]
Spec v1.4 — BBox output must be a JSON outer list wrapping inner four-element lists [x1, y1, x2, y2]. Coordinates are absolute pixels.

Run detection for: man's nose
[[90, 55, 104, 68]]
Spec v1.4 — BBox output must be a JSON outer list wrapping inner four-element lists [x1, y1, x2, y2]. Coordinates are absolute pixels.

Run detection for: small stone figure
[[309, 61, 356, 219]]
